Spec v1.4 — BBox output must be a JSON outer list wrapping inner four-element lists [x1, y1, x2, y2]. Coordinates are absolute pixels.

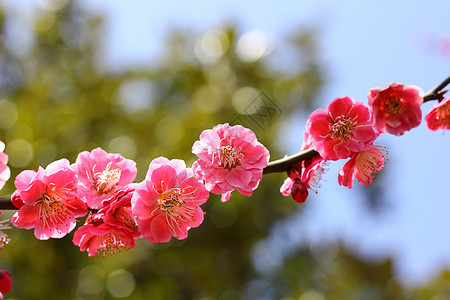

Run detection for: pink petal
[[14, 170, 38, 190], [225, 167, 252, 188], [149, 214, 172, 243], [221, 191, 232, 202], [150, 165, 178, 191], [327, 96, 354, 119]]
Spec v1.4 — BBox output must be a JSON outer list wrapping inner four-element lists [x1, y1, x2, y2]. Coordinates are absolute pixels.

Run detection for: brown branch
[[263, 148, 319, 174], [0, 197, 16, 210], [423, 75, 450, 102], [0, 76, 447, 210]]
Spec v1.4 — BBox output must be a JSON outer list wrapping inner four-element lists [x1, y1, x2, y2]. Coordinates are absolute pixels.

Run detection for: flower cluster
[[0, 80, 448, 257], [281, 82, 448, 203], [0, 77, 447, 298], [5, 123, 269, 257]]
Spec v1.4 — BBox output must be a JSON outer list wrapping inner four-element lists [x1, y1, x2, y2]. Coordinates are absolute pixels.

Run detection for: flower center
[[94, 162, 122, 194], [154, 186, 198, 237], [384, 97, 405, 115], [218, 145, 242, 169], [330, 115, 354, 140], [158, 188, 183, 212], [38, 184, 75, 231], [112, 207, 139, 231]]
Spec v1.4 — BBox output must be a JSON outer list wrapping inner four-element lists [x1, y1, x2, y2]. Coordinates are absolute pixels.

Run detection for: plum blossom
[[425, 97, 450, 131], [74, 147, 137, 209], [306, 96, 376, 161], [73, 188, 140, 257], [192, 123, 270, 202], [280, 153, 327, 204], [280, 168, 308, 204], [0, 269, 11, 299], [280, 132, 328, 204], [338, 145, 387, 189], [131, 157, 209, 243], [368, 82, 423, 136], [0, 142, 10, 191], [11, 159, 88, 240]]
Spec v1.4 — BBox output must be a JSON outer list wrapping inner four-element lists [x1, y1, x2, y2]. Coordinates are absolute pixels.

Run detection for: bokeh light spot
[[7, 139, 34, 168], [232, 87, 260, 114], [77, 265, 105, 296], [195, 29, 228, 64], [236, 30, 271, 62], [0, 100, 18, 129], [106, 269, 135, 298], [108, 136, 137, 159]]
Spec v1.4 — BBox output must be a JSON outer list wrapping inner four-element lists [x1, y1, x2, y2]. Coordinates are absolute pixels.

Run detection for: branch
[[0, 150, 320, 210], [0, 197, 16, 210], [423, 75, 450, 102], [0, 76, 447, 211], [263, 148, 319, 174]]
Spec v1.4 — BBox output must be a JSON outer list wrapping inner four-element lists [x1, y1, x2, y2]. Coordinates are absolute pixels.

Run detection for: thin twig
[[423, 75, 450, 102]]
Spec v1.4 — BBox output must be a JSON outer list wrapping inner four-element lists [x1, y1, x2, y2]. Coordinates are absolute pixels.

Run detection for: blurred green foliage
[[0, 2, 448, 300]]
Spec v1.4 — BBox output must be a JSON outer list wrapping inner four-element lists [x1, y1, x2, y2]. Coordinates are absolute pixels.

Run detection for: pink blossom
[[299, 131, 329, 191], [338, 145, 387, 189], [280, 177, 308, 204], [279, 153, 327, 204], [0, 269, 11, 297], [192, 123, 270, 202], [425, 97, 450, 131], [280, 177, 294, 197], [74, 147, 137, 209], [11, 159, 88, 240], [73, 214, 136, 258], [73, 188, 140, 257], [0, 142, 10, 191], [300, 155, 328, 191], [101, 188, 140, 238], [306, 96, 376, 160], [368, 82, 424, 136], [131, 157, 209, 243]]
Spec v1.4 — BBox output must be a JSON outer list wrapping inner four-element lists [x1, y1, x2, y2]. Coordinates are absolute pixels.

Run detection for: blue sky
[[5, 0, 450, 286]]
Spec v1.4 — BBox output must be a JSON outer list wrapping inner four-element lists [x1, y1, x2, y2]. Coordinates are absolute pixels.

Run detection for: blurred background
[[0, 0, 449, 299]]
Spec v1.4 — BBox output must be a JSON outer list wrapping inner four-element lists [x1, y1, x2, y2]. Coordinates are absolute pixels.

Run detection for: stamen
[[307, 161, 329, 193], [356, 145, 388, 184], [158, 188, 183, 211], [157, 187, 198, 236], [95, 232, 131, 258], [218, 145, 242, 169], [329, 115, 355, 140], [94, 162, 122, 194], [112, 207, 139, 231], [384, 97, 405, 115], [37, 184, 76, 233]]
